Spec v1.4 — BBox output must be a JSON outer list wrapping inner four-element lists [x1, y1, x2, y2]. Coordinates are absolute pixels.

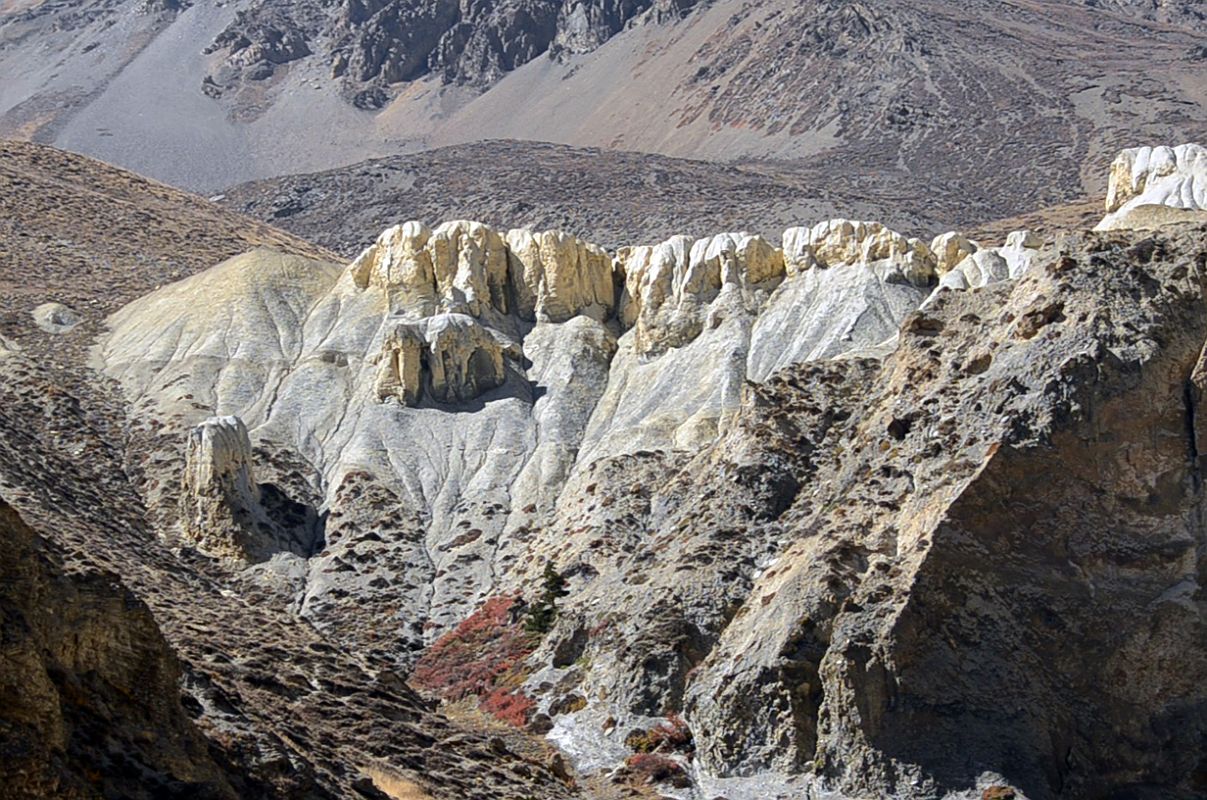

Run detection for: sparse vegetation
[[624, 753, 689, 787], [410, 594, 538, 727], [523, 560, 569, 635], [626, 713, 694, 755]]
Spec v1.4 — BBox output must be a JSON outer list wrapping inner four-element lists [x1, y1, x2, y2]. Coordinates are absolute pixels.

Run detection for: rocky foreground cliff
[[1, 142, 1206, 799]]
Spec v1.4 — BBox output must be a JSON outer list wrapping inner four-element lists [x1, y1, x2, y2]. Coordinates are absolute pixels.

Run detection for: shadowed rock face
[[218, 0, 700, 96], [376, 314, 507, 405], [0, 501, 240, 800]]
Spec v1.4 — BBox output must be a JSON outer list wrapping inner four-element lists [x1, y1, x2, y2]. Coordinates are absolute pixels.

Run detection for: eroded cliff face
[[0, 141, 597, 800], [77, 144, 1207, 799]]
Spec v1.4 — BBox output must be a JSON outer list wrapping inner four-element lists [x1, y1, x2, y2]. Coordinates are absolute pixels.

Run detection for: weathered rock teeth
[[618, 232, 784, 355], [351, 219, 615, 323], [504, 227, 615, 323], [376, 314, 508, 406], [1097, 143, 1207, 231]]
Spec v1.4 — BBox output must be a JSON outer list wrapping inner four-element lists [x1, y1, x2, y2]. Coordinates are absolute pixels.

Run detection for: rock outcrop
[[505, 228, 615, 323], [376, 314, 508, 405], [180, 416, 262, 559], [619, 232, 784, 355], [350, 220, 614, 322], [200, 0, 703, 105], [1097, 143, 1207, 231], [180, 415, 323, 562]]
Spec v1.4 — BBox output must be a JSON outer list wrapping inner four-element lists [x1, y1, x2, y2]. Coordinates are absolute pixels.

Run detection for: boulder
[[31, 302, 81, 334]]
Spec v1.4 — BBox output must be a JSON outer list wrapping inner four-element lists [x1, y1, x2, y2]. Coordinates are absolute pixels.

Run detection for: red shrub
[[625, 753, 688, 786], [629, 713, 694, 754], [479, 687, 536, 727], [648, 713, 693, 752], [410, 594, 539, 727]]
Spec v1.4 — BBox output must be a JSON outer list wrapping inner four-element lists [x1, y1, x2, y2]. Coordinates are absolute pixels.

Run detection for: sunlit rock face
[[1097, 143, 1207, 231]]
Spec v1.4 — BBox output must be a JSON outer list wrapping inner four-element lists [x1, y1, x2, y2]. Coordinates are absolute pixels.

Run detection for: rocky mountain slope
[[1, 0, 1203, 209], [218, 140, 948, 257], [3, 138, 1205, 799]]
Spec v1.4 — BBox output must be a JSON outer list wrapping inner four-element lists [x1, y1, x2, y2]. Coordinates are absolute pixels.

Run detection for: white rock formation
[[505, 228, 615, 323], [1096, 144, 1207, 230], [100, 210, 1050, 630], [180, 415, 261, 560], [349, 220, 615, 323], [936, 230, 1042, 292], [929, 232, 979, 275], [376, 313, 509, 406], [618, 232, 784, 356]]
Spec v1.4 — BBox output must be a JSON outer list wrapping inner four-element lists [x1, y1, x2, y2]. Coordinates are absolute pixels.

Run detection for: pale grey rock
[[932, 229, 1042, 294], [32, 302, 82, 334], [747, 265, 929, 382], [99, 214, 960, 637]]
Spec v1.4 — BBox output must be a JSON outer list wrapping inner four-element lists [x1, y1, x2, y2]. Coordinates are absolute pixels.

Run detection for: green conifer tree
[[524, 561, 569, 635]]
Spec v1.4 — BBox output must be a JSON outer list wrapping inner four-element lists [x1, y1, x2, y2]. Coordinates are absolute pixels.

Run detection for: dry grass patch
[[362, 766, 434, 799]]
